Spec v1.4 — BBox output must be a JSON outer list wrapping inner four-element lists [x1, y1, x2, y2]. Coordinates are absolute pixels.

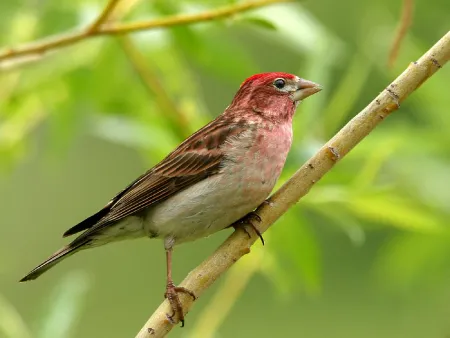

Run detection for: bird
[[20, 72, 322, 326]]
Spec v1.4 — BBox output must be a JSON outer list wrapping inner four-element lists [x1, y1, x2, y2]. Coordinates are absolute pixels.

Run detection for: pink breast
[[241, 123, 292, 197]]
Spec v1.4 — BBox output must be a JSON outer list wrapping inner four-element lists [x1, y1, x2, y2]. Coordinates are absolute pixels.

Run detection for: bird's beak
[[290, 78, 322, 102]]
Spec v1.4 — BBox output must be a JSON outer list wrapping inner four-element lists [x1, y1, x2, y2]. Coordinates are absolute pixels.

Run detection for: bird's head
[[226, 72, 322, 122]]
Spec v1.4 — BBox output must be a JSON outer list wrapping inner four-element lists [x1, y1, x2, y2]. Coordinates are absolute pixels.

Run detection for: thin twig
[[136, 31, 450, 338], [0, 0, 292, 68], [88, 0, 122, 32], [117, 36, 191, 138], [107, 0, 143, 22], [388, 0, 414, 67]]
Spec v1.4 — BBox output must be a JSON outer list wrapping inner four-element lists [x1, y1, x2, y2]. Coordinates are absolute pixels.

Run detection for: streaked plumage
[[20, 72, 322, 325]]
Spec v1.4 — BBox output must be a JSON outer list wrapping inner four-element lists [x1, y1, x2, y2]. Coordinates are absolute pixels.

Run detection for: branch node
[[431, 57, 442, 68], [165, 313, 176, 325], [327, 146, 341, 162], [242, 246, 251, 255], [386, 88, 401, 108]]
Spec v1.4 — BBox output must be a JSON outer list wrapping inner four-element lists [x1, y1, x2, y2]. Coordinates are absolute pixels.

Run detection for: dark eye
[[273, 78, 286, 89]]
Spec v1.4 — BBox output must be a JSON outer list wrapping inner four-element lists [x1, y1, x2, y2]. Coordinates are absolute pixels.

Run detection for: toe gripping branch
[[232, 211, 265, 245], [165, 282, 196, 327]]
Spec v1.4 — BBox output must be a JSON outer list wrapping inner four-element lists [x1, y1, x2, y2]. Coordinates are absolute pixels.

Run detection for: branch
[[188, 249, 264, 337], [388, 0, 414, 67], [136, 31, 450, 338], [117, 36, 191, 139], [0, 0, 292, 69], [88, 0, 122, 32], [106, 0, 144, 22]]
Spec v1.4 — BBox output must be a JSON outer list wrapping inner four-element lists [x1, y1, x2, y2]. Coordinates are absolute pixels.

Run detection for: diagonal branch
[[117, 36, 191, 139], [88, 0, 122, 32], [0, 0, 292, 69], [136, 31, 450, 338]]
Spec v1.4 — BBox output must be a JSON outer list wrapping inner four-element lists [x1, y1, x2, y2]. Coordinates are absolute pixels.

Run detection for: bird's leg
[[231, 211, 265, 245], [164, 247, 196, 327]]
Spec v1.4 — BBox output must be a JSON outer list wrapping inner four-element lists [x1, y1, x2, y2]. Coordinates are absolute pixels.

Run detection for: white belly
[[88, 122, 292, 249], [143, 124, 292, 245], [143, 170, 266, 244]]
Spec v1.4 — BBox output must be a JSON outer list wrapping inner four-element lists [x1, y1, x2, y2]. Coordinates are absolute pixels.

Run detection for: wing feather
[[64, 117, 248, 242]]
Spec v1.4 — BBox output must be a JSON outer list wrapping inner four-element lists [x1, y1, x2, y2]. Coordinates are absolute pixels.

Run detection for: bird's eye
[[273, 78, 286, 89]]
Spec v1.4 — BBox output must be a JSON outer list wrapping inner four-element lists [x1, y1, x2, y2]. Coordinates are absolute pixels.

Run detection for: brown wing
[[63, 117, 247, 240]]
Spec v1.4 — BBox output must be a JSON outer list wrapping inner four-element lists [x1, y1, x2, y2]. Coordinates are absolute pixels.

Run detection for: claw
[[164, 282, 196, 327], [232, 211, 265, 245]]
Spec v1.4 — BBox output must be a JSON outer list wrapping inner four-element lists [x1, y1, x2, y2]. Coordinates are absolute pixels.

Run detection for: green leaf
[[238, 17, 277, 31], [346, 194, 443, 232]]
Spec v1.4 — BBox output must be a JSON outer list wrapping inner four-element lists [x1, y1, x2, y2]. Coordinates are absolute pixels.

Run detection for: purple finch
[[21, 72, 321, 325]]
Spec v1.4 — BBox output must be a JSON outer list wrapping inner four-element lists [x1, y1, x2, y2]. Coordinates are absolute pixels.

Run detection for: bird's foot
[[164, 282, 196, 327], [232, 211, 265, 245]]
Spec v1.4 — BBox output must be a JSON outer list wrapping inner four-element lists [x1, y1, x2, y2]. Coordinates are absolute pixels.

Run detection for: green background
[[1, 1, 450, 337]]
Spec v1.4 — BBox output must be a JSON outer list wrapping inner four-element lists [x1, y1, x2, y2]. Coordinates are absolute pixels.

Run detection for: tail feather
[[63, 207, 110, 237], [20, 243, 85, 282]]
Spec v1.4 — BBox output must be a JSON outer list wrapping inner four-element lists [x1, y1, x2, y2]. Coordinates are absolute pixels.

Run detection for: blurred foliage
[[1, 0, 450, 337]]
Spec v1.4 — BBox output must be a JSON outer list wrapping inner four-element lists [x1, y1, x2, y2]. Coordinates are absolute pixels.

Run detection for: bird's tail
[[19, 243, 85, 282]]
